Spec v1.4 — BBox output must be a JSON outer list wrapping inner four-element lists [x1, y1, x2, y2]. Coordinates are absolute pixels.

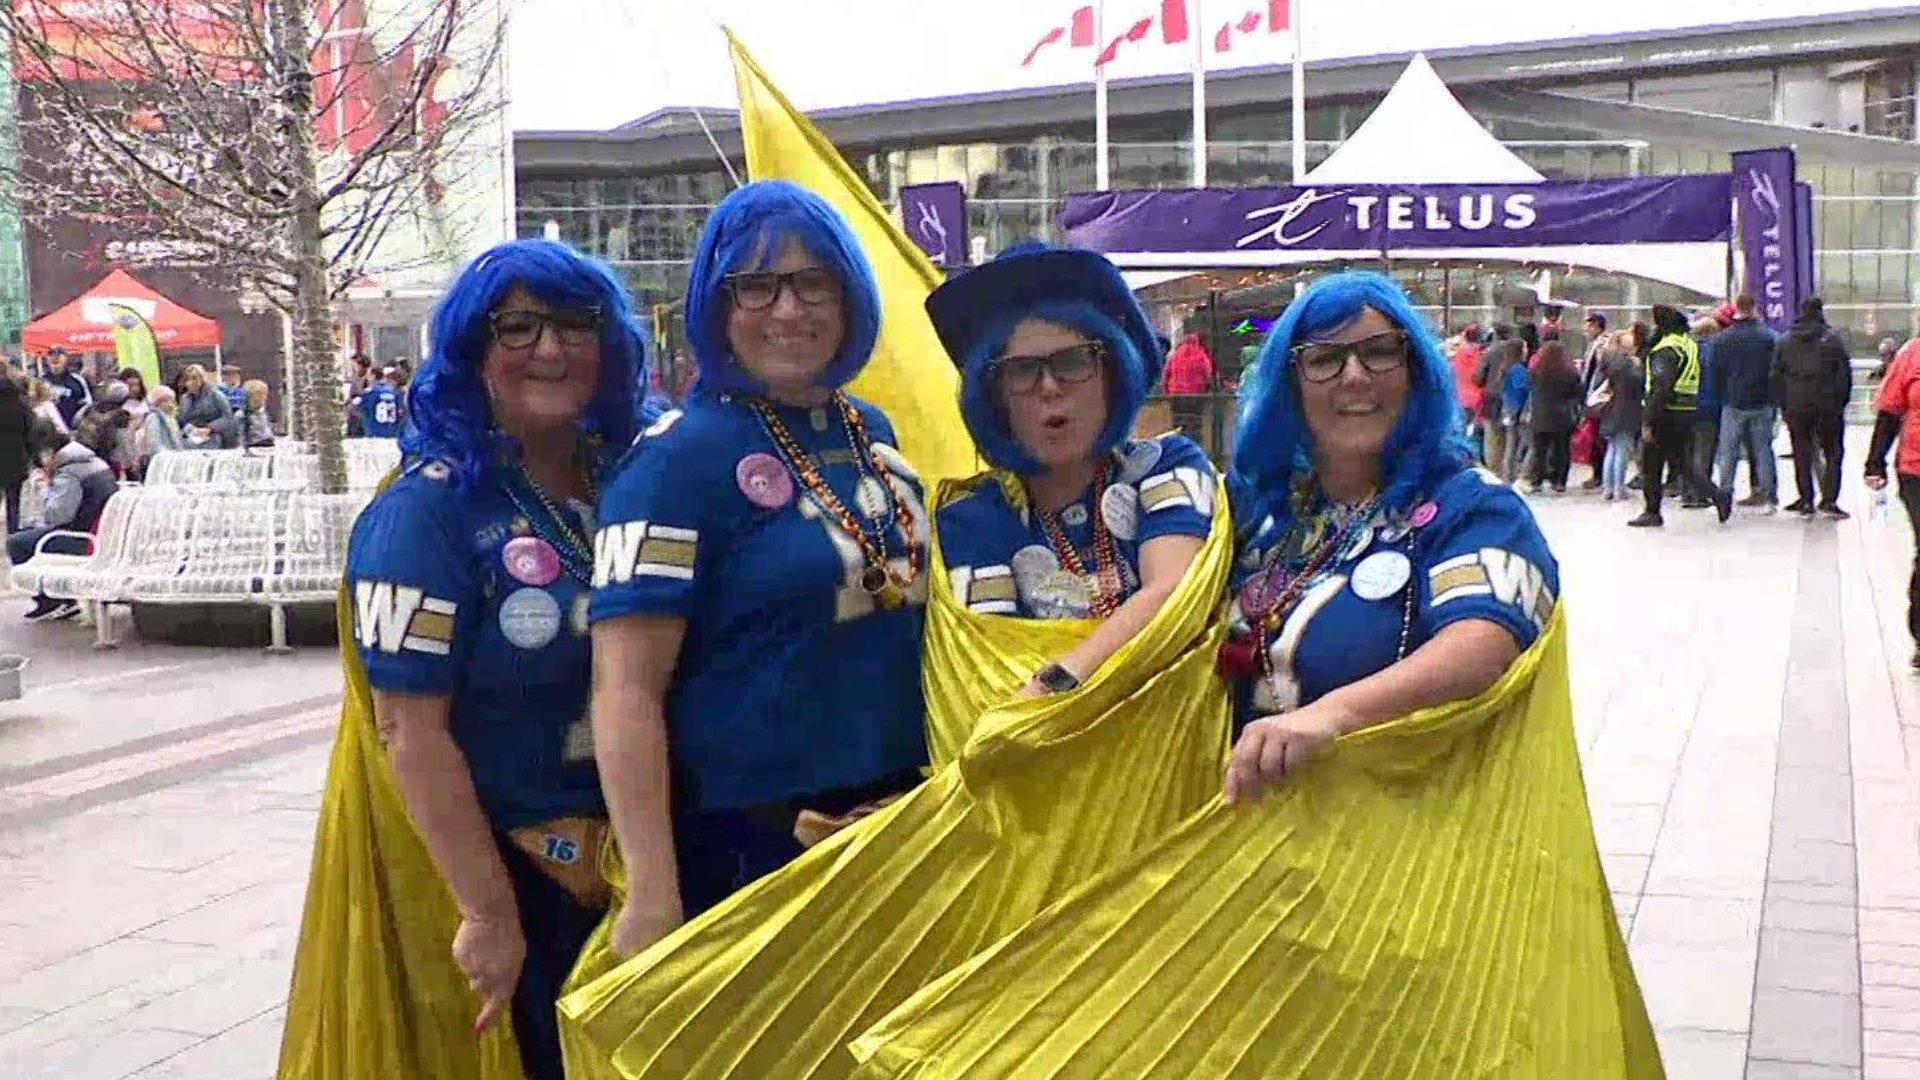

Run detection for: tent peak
[[1304, 53, 1546, 186]]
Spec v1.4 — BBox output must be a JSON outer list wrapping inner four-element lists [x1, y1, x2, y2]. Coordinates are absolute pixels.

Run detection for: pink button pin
[[502, 536, 561, 587], [736, 453, 794, 510], [1409, 501, 1439, 529]]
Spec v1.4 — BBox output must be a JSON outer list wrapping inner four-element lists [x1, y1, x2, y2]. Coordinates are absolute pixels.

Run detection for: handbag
[[507, 816, 612, 908], [1584, 381, 1614, 415]]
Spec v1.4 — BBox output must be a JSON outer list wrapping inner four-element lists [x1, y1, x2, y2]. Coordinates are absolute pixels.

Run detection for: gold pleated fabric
[[276, 571, 530, 1080], [554, 477, 1236, 1080], [848, 606, 1666, 1080]]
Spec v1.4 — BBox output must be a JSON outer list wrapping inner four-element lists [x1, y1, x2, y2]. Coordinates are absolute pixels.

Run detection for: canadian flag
[[1025, 1, 1293, 67]]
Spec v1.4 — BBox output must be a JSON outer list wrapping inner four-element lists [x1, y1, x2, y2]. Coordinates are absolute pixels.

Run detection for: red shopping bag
[[1570, 416, 1599, 466]]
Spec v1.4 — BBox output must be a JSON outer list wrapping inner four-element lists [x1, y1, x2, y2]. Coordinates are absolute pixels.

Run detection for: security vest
[[1646, 332, 1701, 412]]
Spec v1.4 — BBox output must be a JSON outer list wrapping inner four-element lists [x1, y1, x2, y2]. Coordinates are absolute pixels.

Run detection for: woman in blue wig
[[1219, 270, 1562, 803], [588, 179, 929, 959], [342, 238, 649, 1079], [925, 243, 1216, 692]]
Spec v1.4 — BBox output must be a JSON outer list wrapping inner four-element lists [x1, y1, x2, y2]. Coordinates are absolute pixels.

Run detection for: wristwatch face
[[1037, 664, 1078, 693]]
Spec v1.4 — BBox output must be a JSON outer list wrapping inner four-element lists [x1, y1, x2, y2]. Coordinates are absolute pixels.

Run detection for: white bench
[[141, 439, 399, 494], [19, 488, 369, 651]]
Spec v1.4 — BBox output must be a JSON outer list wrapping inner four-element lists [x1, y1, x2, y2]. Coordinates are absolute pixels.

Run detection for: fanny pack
[[506, 816, 612, 909]]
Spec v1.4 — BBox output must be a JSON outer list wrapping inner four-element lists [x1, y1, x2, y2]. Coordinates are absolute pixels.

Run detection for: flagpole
[[1191, 0, 1206, 187], [1290, 0, 1305, 182], [1094, 0, 1109, 190]]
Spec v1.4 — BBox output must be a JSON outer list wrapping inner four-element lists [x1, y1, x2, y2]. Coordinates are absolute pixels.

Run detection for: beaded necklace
[[749, 393, 923, 596], [1033, 459, 1123, 619], [499, 447, 599, 586]]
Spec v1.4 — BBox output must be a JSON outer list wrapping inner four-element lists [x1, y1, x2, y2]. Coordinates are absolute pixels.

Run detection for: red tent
[[22, 269, 223, 353]]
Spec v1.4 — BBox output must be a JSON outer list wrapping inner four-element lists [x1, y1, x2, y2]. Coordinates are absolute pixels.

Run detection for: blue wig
[[958, 298, 1149, 474], [1230, 270, 1470, 532], [684, 179, 882, 396], [401, 238, 651, 487]]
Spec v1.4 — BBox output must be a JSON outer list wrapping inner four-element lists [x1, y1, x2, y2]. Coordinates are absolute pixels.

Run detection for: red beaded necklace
[[1034, 459, 1123, 619], [750, 394, 923, 596]]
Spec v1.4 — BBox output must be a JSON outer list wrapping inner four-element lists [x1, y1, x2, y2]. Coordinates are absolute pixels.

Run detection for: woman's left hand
[[1224, 700, 1354, 804]]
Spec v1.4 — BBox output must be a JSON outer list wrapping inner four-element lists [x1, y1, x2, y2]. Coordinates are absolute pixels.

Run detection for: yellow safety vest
[[1646, 332, 1701, 412]]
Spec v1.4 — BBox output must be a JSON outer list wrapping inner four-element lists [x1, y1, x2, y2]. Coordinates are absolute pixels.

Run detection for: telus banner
[[1731, 148, 1805, 332], [899, 181, 968, 267], [1061, 175, 1733, 255]]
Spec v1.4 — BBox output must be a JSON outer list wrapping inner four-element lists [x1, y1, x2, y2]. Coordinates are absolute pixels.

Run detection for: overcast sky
[[504, 0, 1916, 131]]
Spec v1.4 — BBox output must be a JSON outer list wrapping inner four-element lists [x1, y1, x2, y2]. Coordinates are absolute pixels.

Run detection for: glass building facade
[[0, 56, 31, 348], [516, 31, 1920, 357]]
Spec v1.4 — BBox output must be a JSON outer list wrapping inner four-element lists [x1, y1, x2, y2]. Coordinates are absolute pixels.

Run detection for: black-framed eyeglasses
[[489, 308, 602, 351], [992, 341, 1105, 395], [1291, 330, 1410, 384], [724, 267, 843, 311]]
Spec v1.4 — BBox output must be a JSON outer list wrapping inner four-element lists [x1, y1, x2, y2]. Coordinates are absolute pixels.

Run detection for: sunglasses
[[1291, 330, 1410, 384], [992, 341, 1105, 395], [489, 308, 602, 351], [724, 267, 842, 311]]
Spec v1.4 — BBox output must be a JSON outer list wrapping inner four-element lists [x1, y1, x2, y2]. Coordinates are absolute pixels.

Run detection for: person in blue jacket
[[588, 179, 930, 960], [342, 237, 648, 1080], [1217, 271, 1561, 801], [925, 243, 1216, 694], [1499, 347, 1531, 482], [358, 367, 405, 438]]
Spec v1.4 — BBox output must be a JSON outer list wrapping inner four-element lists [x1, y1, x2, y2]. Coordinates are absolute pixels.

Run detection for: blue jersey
[[589, 394, 930, 812], [939, 434, 1217, 619], [361, 384, 402, 438], [346, 451, 608, 830], [1230, 467, 1559, 722]]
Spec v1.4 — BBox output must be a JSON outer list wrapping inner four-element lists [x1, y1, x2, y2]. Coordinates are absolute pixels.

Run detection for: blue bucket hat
[[925, 243, 1163, 473]]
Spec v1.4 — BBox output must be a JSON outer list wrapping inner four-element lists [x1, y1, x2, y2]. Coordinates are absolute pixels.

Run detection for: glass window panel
[[1633, 70, 1773, 120]]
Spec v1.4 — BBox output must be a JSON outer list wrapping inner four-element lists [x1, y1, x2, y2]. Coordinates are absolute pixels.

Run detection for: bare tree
[[1, 0, 507, 491]]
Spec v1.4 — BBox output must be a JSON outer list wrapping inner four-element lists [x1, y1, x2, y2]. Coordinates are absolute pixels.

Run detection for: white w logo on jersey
[[354, 580, 456, 656]]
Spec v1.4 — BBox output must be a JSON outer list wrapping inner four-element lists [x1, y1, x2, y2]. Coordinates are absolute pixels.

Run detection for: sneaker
[[1602, 490, 1618, 502], [1681, 498, 1712, 510], [26, 598, 78, 623], [1581, 476, 1603, 490], [1784, 499, 1813, 514], [1551, 484, 1568, 495], [21, 597, 58, 622], [1737, 493, 1771, 508], [1820, 504, 1850, 521], [1715, 489, 1734, 524], [1525, 483, 1543, 495], [1627, 513, 1664, 528]]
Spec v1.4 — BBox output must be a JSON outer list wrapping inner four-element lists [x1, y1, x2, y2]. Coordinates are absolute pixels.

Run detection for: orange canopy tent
[[23, 269, 223, 353]]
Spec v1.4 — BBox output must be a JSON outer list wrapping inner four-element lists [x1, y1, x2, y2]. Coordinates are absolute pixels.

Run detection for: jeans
[[6, 525, 90, 604], [1693, 415, 1721, 501], [1715, 406, 1778, 502], [1784, 409, 1844, 507], [1603, 432, 1639, 495]]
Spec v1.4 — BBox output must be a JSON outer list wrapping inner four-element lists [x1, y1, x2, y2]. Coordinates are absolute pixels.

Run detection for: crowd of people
[[0, 347, 283, 622], [295, 180, 1589, 1080], [1444, 292, 1859, 528]]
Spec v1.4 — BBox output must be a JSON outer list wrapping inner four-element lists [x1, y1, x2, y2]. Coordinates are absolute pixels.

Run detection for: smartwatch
[[1033, 663, 1082, 694]]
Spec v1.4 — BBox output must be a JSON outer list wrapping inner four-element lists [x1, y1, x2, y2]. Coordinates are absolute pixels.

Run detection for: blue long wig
[[401, 238, 651, 486], [1230, 270, 1470, 532], [958, 298, 1149, 475], [684, 179, 882, 396]]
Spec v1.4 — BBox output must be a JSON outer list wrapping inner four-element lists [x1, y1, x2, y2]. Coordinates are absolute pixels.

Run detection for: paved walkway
[[1, 467, 1918, 1079]]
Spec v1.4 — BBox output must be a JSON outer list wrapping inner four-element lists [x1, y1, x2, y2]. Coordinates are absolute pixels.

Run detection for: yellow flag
[[727, 28, 977, 485], [849, 606, 1667, 1080], [108, 304, 161, 393]]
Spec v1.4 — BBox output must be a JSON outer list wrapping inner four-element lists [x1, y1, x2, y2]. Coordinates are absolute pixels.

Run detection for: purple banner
[[1731, 148, 1803, 332], [1794, 180, 1817, 307], [1060, 176, 1732, 256], [900, 181, 968, 267]]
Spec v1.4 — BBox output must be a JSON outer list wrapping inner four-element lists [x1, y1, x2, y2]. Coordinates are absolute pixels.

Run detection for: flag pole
[[1191, 0, 1206, 187], [1094, 0, 1109, 190], [1290, 0, 1305, 182]]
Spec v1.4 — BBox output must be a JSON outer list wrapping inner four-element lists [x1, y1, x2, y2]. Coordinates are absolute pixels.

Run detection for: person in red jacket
[[1163, 332, 1215, 395], [1865, 334, 1920, 668], [1451, 323, 1485, 433]]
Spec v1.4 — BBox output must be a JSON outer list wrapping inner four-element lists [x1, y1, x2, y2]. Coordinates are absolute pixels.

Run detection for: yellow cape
[[847, 606, 1665, 1080], [276, 570, 532, 1080], [555, 476, 1236, 1080]]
